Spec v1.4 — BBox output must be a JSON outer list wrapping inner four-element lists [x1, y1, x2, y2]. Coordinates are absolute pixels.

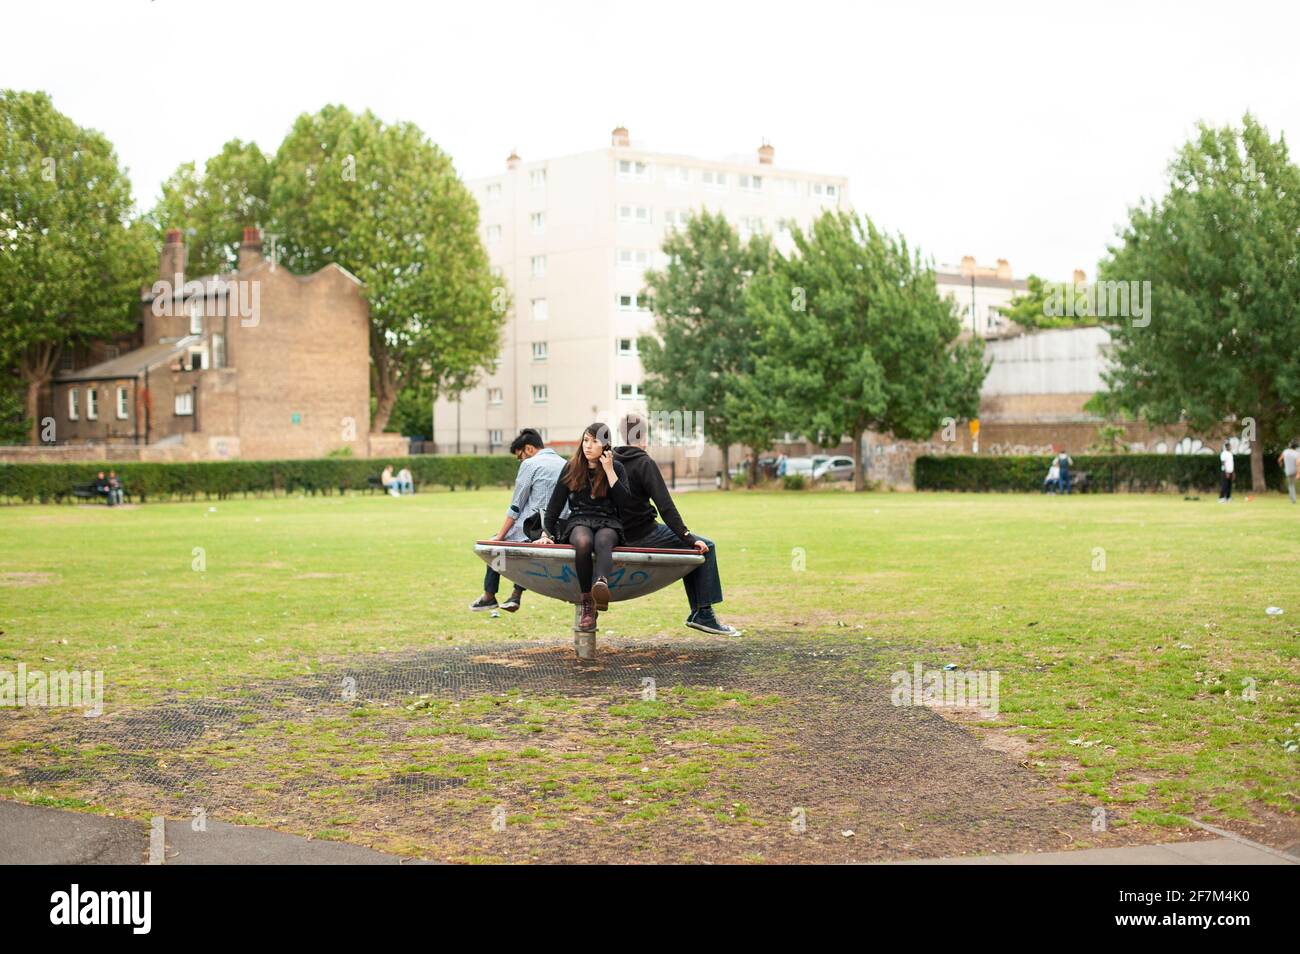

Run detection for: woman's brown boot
[[592, 577, 610, 611], [578, 593, 597, 632]]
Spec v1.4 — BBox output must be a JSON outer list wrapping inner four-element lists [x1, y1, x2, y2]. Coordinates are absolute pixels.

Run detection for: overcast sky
[[6, 0, 1297, 280]]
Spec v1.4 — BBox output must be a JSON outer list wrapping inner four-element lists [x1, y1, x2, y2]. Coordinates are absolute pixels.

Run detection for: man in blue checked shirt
[[469, 428, 567, 613]]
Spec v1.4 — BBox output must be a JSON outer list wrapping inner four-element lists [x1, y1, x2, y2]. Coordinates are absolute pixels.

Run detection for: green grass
[[0, 488, 1297, 830]]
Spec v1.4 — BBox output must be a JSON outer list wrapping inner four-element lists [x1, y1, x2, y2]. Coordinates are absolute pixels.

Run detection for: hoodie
[[612, 445, 697, 546]]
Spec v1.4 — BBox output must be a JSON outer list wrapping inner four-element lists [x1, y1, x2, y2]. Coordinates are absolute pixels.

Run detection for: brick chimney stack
[[238, 226, 263, 271], [995, 258, 1011, 280], [506, 149, 520, 170], [959, 255, 976, 277], [160, 228, 185, 284], [611, 125, 629, 147], [757, 140, 774, 165], [1073, 268, 1087, 285]]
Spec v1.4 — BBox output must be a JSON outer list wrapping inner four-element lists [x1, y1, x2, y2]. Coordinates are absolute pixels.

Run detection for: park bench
[[473, 540, 704, 660], [70, 481, 129, 504]]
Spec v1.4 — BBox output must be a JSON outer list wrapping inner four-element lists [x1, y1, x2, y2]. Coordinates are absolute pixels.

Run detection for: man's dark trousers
[[625, 524, 722, 613]]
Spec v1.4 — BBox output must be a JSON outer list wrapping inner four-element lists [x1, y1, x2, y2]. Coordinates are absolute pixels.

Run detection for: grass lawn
[[0, 488, 1296, 859]]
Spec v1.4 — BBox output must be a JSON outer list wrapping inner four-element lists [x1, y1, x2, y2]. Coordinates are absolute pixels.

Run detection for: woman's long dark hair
[[563, 422, 613, 497]]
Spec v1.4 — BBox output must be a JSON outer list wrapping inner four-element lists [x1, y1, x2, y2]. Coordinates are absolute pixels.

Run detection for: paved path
[[2, 799, 1291, 865]]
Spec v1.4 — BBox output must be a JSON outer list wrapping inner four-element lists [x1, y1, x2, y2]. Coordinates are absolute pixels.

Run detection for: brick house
[[45, 228, 392, 460]]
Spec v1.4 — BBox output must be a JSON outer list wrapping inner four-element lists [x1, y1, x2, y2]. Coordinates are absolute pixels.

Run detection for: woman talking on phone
[[539, 422, 633, 632]]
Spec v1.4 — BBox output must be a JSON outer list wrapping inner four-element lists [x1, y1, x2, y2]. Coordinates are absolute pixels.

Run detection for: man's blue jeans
[[625, 524, 723, 613]]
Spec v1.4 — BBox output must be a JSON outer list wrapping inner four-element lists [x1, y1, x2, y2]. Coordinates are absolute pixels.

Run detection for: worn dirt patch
[[0, 572, 58, 587]]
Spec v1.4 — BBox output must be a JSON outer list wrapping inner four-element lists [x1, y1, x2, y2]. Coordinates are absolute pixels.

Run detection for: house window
[[617, 249, 651, 269], [701, 169, 727, 189], [68, 388, 79, 420], [740, 216, 765, 235], [175, 392, 194, 416], [486, 224, 502, 244], [531, 256, 546, 277], [738, 174, 763, 191], [488, 387, 503, 405], [188, 349, 208, 371], [530, 212, 545, 233], [531, 341, 548, 362], [617, 159, 650, 180], [115, 387, 129, 420], [812, 182, 839, 199], [489, 429, 503, 448], [617, 338, 637, 356], [531, 298, 548, 321], [664, 209, 690, 228], [485, 183, 502, 202], [86, 388, 98, 420], [663, 166, 690, 188], [212, 333, 226, 369], [618, 205, 652, 224], [617, 294, 636, 311], [189, 300, 203, 335], [60, 350, 75, 372], [529, 168, 547, 189], [618, 382, 645, 400], [531, 384, 548, 405]]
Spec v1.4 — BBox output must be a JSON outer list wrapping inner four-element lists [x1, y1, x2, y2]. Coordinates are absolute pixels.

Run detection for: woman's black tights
[[569, 525, 619, 593]]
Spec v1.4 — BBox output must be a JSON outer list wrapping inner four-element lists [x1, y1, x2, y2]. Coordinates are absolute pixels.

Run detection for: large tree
[[0, 90, 153, 442], [269, 105, 502, 433], [1096, 114, 1300, 492], [748, 211, 987, 490], [640, 210, 773, 488], [147, 139, 271, 278]]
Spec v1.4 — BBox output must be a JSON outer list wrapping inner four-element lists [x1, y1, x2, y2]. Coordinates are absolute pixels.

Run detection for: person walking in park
[[614, 413, 740, 636], [1055, 448, 1074, 495], [1218, 441, 1235, 502], [1279, 441, 1299, 504], [469, 428, 566, 613], [539, 423, 633, 632]]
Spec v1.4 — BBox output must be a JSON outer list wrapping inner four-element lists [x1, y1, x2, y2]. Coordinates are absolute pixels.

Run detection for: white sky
[[6, 0, 1298, 280]]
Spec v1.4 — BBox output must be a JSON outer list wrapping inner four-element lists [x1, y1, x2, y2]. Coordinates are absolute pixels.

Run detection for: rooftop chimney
[[959, 255, 976, 277], [160, 228, 185, 284], [757, 140, 774, 165], [1073, 268, 1087, 286], [506, 149, 520, 170], [238, 226, 263, 272], [611, 125, 630, 147], [995, 258, 1011, 280]]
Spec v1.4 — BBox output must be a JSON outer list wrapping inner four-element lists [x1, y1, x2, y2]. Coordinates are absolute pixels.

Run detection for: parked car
[[813, 456, 855, 482], [783, 456, 816, 477]]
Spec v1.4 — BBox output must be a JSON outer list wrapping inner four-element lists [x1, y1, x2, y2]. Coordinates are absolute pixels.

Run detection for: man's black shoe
[[685, 606, 739, 636], [469, 596, 498, 612]]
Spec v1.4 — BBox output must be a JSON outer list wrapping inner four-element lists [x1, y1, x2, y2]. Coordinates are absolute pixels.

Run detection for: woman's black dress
[[543, 460, 633, 545]]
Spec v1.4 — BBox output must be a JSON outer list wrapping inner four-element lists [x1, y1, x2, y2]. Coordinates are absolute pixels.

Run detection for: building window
[[618, 205, 652, 224], [488, 387, 503, 405], [212, 333, 226, 369], [486, 224, 502, 244], [60, 350, 75, 372], [531, 341, 548, 362], [489, 429, 503, 448], [115, 387, 129, 420], [531, 298, 548, 321], [68, 388, 79, 421], [812, 182, 839, 199], [531, 384, 548, 405], [529, 168, 547, 189], [485, 183, 502, 202], [617, 338, 638, 356], [531, 256, 546, 277], [617, 248, 651, 269], [617, 159, 650, 180], [618, 382, 645, 400], [663, 165, 690, 188], [188, 348, 208, 371], [663, 209, 690, 228], [617, 294, 636, 311], [739, 216, 766, 235], [738, 173, 763, 191], [701, 169, 727, 189], [175, 392, 194, 416], [189, 300, 203, 335], [530, 212, 545, 233], [86, 388, 98, 420]]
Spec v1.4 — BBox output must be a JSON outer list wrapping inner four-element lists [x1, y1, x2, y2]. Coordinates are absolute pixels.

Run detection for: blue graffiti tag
[[519, 562, 649, 589]]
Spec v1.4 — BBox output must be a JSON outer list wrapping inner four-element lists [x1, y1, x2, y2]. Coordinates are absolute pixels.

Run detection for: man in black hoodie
[[613, 413, 739, 636]]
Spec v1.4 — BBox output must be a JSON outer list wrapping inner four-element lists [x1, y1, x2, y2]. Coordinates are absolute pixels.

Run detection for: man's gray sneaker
[[469, 596, 498, 612], [686, 607, 739, 636]]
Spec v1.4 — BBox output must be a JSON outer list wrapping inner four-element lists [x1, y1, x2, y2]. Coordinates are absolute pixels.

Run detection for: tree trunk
[[852, 426, 866, 492], [747, 447, 758, 488], [1251, 439, 1266, 493], [21, 342, 58, 444], [721, 445, 731, 490], [24, 378, 43, 444], [370, 336, 399, 434]]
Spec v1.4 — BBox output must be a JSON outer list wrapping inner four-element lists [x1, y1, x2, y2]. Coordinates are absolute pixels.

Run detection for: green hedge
[[0, 455, 518, 504], [914, 453, 1284, 493]]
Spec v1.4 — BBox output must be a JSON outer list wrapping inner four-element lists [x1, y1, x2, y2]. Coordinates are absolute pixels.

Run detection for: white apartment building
[[434, 126, 850, 453], [935, 256, 1032, 339]]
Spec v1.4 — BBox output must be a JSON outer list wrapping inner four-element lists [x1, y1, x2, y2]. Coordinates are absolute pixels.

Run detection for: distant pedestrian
[[1043, 460, 1060, 494], [1279, 440, 1299, 504], [1218, 441, 1234, 502], [776, 453, 788, 478], [1056, 449, 1073, 495]]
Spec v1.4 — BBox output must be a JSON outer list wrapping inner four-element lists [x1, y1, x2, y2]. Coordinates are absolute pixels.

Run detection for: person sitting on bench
[[93, 471, 114, 506], [538, 423, 634, 633], [469, 428, 566, 614], [107, 470, 125, 505], [614, 413, 739, 636]]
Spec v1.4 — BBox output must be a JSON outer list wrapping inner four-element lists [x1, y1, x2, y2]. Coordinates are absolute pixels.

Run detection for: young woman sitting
[[539, 423, 633, 631]]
